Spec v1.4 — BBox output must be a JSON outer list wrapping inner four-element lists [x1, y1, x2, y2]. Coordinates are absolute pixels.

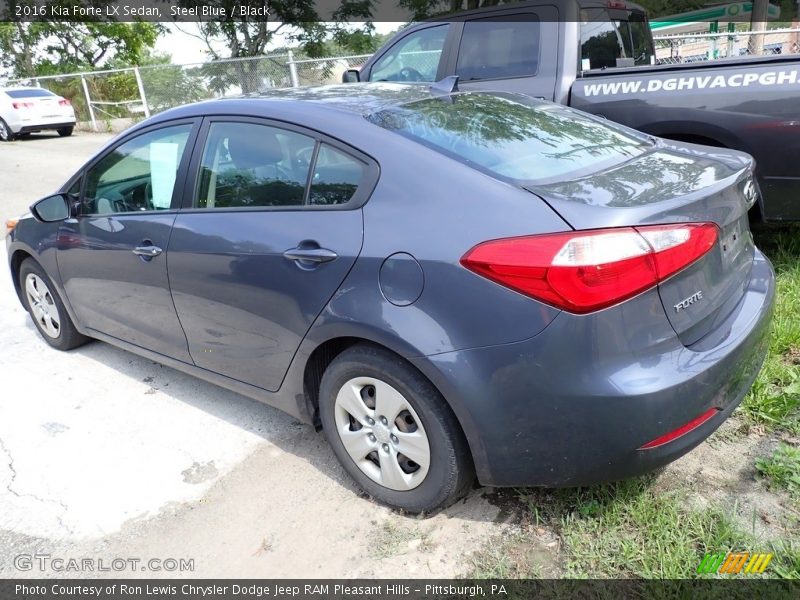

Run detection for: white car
[[0, 86, 76, 141]]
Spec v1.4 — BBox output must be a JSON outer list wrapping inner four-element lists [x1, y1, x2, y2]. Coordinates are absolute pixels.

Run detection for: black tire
[[0, 118, 13, 141], [57, 126, 73, 137], [319, 344, 474, 513], [19, 258, 89, 351]]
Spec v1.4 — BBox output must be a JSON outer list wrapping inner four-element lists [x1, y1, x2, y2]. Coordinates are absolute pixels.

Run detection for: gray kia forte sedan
[[6, 83, 775, 512]]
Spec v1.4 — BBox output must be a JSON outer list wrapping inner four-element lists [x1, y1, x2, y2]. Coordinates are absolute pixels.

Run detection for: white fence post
[[80, 75, 98, 132], [287, 50, 300, 88], [133, 66, 151, 118]]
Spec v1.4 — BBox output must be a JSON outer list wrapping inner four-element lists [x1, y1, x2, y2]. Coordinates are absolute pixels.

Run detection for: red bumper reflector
[[638, 408, 719, 450]]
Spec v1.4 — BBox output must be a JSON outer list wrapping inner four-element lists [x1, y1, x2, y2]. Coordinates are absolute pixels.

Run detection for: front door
[[167, 118, 373, 391], [57, 121, 197, 362]]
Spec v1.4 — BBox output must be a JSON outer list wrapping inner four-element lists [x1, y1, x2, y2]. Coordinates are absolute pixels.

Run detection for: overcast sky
[[156, 22, 404, 65]]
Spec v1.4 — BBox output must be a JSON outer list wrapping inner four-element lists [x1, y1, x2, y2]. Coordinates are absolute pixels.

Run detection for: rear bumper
[[8, 113, 76, 134], [413, 248, 775, 487], [17, 121, 75, 134]]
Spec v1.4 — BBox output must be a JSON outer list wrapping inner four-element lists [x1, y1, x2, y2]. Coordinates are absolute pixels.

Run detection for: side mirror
[[342, 69, 361, 83], [30, 194, 70, 223]]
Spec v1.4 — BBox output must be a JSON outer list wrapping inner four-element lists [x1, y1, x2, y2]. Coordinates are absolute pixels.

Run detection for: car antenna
[[430, 76, 459, 97]]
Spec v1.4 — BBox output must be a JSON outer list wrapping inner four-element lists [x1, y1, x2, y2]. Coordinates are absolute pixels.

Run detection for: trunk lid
[[525, 141, 757, 346], [29, 95, 63, 119]]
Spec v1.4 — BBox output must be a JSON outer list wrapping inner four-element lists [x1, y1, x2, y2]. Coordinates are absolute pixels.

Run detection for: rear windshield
[[366, 93, 649, 183], [580, 9, 655, 70], [4, 88, 55, 98]]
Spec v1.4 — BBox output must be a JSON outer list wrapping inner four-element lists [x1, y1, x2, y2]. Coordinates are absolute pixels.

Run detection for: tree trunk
[[748, 0, 769, 56]]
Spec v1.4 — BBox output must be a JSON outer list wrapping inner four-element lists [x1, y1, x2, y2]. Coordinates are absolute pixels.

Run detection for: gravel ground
[[0, 131, 506, 578]]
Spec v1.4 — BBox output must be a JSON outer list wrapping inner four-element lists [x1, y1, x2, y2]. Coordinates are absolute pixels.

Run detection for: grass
[[374, 519, 433, 558], [756, 443, 800, 498], [740, 226, 800, 431], [469, 226, 800, 580]]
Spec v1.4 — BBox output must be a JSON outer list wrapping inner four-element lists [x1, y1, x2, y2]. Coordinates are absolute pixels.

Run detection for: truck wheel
[[57, 127, 74, 137]]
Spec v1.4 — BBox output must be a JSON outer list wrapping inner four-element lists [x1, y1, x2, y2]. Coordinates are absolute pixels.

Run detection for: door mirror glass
[[342, 69, 360, 83], [30, 194, 69, 223]]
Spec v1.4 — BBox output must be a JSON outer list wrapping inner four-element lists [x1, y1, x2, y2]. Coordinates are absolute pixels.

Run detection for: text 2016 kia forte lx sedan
[[6, 83, 775, 513]]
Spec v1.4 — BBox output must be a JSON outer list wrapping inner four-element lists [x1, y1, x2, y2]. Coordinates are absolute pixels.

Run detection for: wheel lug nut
[[366, 417, 375, 425], [390, 434, 398, 444], [380, 416, 388, 426], [382, 443, 389, 453], [368, 433, 376, 442]]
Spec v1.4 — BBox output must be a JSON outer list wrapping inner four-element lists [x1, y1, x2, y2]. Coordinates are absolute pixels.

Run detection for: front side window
[[456, 15, 540, 81], [369, 25, 449, 82], [83, 124, 192, 215], [367, 93, 649, 183]]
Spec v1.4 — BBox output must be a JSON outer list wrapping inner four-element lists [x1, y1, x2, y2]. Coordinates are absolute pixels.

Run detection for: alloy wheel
[[334, 376, 431, 491], [25, 274, 61, 338], [0, 120, 10, 141]]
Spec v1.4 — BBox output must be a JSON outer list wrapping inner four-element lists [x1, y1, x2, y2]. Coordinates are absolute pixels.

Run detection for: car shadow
[[13, 132, 71, 141], [26, 320, 503, 522]]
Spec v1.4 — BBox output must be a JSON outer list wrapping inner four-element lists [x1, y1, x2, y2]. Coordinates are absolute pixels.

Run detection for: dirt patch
[[654, 417, 798, 541], [785, 345, 800, 366]]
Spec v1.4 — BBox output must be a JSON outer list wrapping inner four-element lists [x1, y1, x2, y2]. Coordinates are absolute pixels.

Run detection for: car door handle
[[132, 245, 163, 258], [282, 247, 338, 263]]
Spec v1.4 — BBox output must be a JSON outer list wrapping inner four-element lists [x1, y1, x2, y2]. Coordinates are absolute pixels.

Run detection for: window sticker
[[150, 142, 180, 208]]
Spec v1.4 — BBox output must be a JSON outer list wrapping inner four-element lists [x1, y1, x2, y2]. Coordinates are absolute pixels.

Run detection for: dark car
[[6, 83, 775, 513], [349, 0, 800, 220]]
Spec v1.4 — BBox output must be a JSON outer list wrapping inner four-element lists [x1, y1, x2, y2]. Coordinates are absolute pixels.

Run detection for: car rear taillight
[[58, 98, 71, 106], [460, 223, 718, 314], [12, 101, 34, 109]]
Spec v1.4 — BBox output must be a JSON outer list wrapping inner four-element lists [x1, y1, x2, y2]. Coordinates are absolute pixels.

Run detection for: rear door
[[167, 118, 375, 392], [449, 7, 560, 100]]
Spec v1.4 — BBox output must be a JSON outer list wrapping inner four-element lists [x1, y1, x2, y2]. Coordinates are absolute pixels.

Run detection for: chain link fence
[[655, 28, 800, 64], [7, 28, 800, 130], [3, 52, 372, 132]]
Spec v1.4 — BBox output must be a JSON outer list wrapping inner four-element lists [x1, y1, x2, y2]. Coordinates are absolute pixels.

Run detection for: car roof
[[150, 82, 451, 123]]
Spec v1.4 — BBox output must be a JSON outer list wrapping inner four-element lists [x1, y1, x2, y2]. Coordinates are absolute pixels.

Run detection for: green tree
[[36, 21, 161, 74], [0, 20, 161, 78], [0, 20, 52, 78]]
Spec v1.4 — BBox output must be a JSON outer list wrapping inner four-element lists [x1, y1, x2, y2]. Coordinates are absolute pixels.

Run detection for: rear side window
[[197, 122, 314, 208], [456, 15, 540, 81], [309, 145, 365, 206], [367, 93, 649, 183], [5, 88, 55, 98], [196, 122, 366, 209], [580, 9, 655, 70]]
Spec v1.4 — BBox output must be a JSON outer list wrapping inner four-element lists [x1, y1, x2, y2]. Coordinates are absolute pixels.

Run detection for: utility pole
[[748, 0, 769, 56]]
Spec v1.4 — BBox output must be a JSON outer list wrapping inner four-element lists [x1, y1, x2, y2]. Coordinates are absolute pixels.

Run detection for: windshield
[[580, 9, 655, 69], [366, 93, 650, 183]]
